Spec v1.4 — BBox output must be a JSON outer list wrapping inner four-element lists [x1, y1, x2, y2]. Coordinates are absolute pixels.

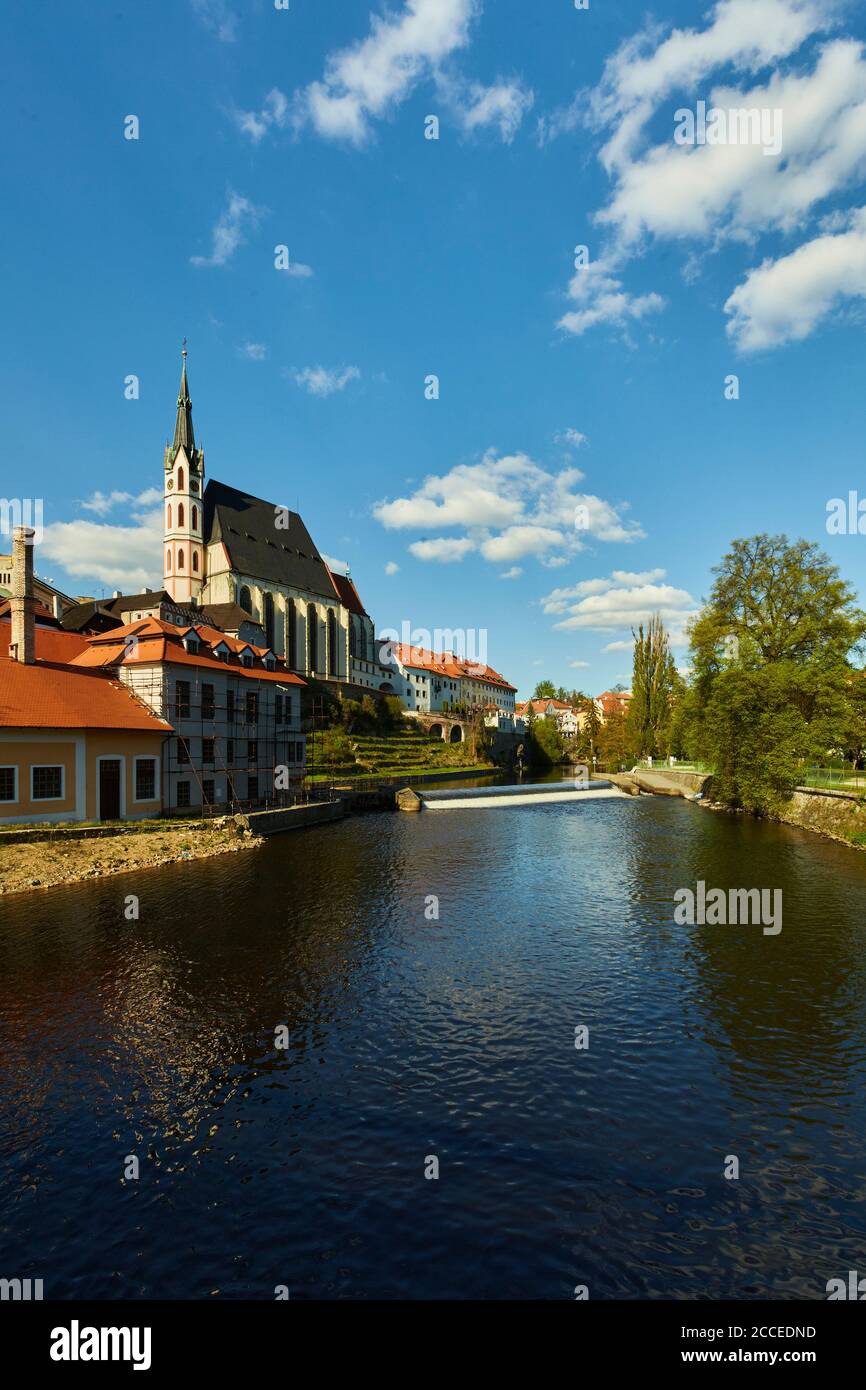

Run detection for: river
[[1, 786, 865, 1299]]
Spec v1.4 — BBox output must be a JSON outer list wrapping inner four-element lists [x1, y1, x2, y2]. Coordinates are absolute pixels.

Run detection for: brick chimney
[[10, 526, 36, 664]]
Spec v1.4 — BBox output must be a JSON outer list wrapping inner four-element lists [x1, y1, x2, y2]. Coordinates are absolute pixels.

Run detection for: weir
[[418, 780, 627, 810]]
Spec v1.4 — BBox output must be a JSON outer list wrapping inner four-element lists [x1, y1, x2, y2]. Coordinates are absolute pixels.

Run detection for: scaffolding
[[116, 663, 336, 817]]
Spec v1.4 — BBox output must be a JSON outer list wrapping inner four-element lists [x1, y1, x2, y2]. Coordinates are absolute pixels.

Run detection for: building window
[[202, 779, 215, 806], [287, 598, 297, 670], [247, 775, 259, 802], [176, 680, 191, 719], [0, 767, 17, 802], [192, 505, 198, 531], [226, 739, 234, 766], [285, 694, 292, 723], [166, 503, 172, 528], [177, 466, 184, 491], [201, 683, 215, 720], [192, 551, 199, 573], [264, 592, 275, 649], [32, 765, 64, 800], [176, 781, 191, 808], [165, 548, 171, 572], [239, 586, 252, 614], [135, 758, 157, 801], [275, 693, 284, 723], [246, 691, 258, 722], [178, 549, 185, 571], [328, 609, 338, 676], [202, 738, 215, 764], [178, 503, 185, 528], [247, 740, 257, 764], [177, 738, 190, 765], [227, 690, 235, 722], [307, 604, 318, 672]]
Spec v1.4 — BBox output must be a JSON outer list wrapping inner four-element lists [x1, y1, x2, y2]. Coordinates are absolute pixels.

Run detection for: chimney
[[10, 526, 36, 664]]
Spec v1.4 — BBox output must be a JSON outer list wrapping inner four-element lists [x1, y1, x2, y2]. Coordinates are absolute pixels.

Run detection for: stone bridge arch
[[410, 712, 468, 744]]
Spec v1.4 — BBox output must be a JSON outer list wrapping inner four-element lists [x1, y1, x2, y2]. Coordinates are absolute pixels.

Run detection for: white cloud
[[385, 560, 400, 575], [40, 507, 164, 592], [569, 660, 591, 668], [603, 639, 636, 652], [81, 488, 161, 516], [408, 536, 476, 563], [290, 365, 361, 397], [725, 205, 866, 349], [191, 0, 237, 45], [239, 1, 531, 147], [239, 342, 267, 361], [555, 428, 589, 449], [540, 568, 696, 645], [279, 260, 314, 279], [548, 0, 866, 350], [322, 552, 350, 574], [190, 191, 262, 268], [373, 448, 643, 565], [438, 72, 534, 142], [499, 565, 523, 579]]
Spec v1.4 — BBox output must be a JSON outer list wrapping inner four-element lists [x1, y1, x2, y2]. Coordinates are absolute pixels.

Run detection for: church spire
[[172, 341, 195, 456]]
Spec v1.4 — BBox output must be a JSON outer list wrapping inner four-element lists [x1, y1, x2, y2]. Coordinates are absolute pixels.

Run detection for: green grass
[[305, 722, 490, 783]]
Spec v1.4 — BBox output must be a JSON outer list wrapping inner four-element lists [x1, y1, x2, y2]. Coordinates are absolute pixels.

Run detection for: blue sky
[[2, 0, 866, 697]]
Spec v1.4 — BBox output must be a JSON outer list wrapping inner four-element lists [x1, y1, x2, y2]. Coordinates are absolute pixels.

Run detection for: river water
[[1, 788, 865, 1300]]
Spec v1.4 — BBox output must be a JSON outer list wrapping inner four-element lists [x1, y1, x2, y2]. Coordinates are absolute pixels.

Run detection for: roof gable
[[204, 479, 341, 602]]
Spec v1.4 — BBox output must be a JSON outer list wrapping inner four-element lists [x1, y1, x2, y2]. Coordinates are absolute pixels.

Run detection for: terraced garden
[[306, 723, 493, 782]]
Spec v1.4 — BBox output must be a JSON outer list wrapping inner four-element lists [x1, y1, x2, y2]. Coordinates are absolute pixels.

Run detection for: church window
[[178, 503, 185, 527], [239, 586, 252, 614], [192, 551, 199, 573], [287, 599, 297, 670], [178, 549, 185, 570], [327, 610, 338, 677], [192, 505, 198, 531], [307, 605, 318, 673], [264, 593, 275, 648], [166, 504, 172, 528], [178, 466, 184, 491], [349, 622, 357, 658], [165, 549, 172, 572]]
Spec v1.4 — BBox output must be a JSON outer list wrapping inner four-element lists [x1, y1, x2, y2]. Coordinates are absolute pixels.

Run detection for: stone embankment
[[610, 768, 866, 851], [0, 816, 262, 897]]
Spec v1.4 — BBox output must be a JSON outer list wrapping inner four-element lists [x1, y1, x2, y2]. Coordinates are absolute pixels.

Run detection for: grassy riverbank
[[0, 820, 262, 897]]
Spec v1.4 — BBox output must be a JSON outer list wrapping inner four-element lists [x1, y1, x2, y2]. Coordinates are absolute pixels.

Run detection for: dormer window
[[183, 635, 200, 655]]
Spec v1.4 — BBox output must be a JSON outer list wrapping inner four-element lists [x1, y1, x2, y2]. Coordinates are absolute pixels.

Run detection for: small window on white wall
[[0, 767, 17, 802]]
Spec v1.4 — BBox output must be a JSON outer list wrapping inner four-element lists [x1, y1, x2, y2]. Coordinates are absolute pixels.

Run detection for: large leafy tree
[[688, 534, 866, 813]]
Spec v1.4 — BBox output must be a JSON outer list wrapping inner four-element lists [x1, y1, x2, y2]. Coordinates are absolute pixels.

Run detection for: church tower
[[163, 346, 205, 604]]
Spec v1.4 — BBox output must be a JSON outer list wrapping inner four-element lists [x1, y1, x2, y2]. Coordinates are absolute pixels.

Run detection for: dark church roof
[[204, 479, 341, 603]]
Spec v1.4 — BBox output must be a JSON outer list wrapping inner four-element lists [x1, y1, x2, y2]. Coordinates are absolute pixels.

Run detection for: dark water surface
[[2, 795, 866, 1300]]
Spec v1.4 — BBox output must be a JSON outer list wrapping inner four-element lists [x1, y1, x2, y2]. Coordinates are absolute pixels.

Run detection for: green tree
[[532, 679, 557, 700], [688, 534, 866, 813], [628, 614, 678, 758], [597, 705, 634, 770], [528, 716, 565, 769]]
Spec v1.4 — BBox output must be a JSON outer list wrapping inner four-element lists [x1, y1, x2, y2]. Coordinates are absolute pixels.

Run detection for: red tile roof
[[328, 571, 367, 618], [0, 659, 173, 732], [389, 643, 516, 691], [71, 616, 305, 685], [0, 614, 89, 664]]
